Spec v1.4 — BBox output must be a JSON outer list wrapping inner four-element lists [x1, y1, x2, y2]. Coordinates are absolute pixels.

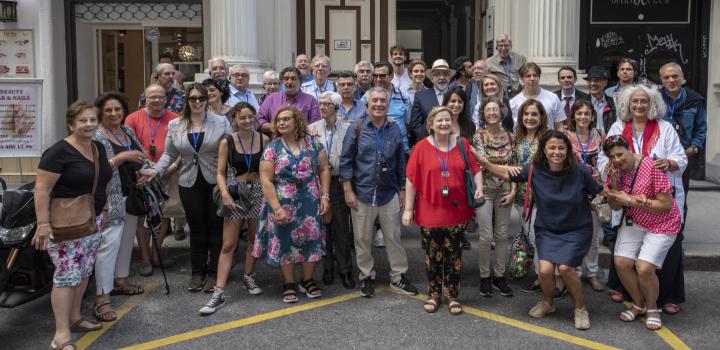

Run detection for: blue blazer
[[409, 88, 440, 144]]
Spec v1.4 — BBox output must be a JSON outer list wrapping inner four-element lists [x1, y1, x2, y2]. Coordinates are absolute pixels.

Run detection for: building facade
[[1, 0, 718, 183]]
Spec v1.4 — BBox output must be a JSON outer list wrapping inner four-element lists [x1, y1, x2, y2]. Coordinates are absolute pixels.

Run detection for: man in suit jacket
[[409, 59, 454, 145], [554, 66, 591, 127], [583, 65, 617, 133]]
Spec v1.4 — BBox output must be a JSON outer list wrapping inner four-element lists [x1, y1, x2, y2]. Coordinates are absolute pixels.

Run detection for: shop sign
[[0, 80, 42, 157], [591, 0, 691, 24], [0, 29, 34, 78], [145, 27, 161, 42]]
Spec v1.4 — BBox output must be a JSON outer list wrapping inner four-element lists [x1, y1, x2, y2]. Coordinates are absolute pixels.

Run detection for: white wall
[[704, 0, 720, 183]]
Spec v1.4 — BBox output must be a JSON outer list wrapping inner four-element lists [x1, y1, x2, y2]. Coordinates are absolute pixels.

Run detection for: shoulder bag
[[456, 136, 484, 208], [50, 143, 100, 241], [509, 165, 535, 279], [214, 134, 255, 217]]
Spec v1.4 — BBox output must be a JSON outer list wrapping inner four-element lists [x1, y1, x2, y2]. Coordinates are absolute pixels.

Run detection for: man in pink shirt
[[125, 84, 181, 276], [257, 67, 321, 133]]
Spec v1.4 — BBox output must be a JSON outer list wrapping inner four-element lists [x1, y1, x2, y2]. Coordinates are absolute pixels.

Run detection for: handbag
[[509, 165, 535, 279], [591, 195, 611, 224], [456, 136, 484, 208], [126, 184, 147, 216], [50, 143, 100, 241], [214, 135, 255, 217]]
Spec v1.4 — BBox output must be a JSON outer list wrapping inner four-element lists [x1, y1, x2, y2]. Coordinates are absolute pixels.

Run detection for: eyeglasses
[[264, 82, 280, 86], [372, 73, 388, 78], [147, 96, 165, 101], [231, 73, 249, 78], [188, 96, 207, 102], [318, 102, 336, 107]]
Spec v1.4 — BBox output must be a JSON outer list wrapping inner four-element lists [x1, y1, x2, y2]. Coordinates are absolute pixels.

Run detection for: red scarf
[[621, 119, 659, 156]]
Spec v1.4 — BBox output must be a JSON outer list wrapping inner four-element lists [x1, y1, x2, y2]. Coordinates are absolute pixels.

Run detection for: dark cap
[[584, 65, 609, 80]]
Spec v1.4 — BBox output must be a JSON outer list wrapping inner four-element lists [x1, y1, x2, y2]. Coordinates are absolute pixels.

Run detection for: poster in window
[[0, 30, 34, 78], [0, 81, 42, 157]]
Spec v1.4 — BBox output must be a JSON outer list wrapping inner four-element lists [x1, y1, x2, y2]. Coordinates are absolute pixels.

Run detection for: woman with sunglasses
[[602, 135, 681, 330], [155, 83, 232, 292]]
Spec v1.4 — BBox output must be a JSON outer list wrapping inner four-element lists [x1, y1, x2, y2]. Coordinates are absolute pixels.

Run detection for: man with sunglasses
[[257, 67, 321, 133], [138, 63, 186, 113], [226, 65, 260, 111]]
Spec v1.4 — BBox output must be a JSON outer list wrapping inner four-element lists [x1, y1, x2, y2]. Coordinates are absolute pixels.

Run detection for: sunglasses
[[188, 96, 207, 102]]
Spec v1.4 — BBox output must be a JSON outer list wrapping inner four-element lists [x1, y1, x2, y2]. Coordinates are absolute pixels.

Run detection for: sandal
[[609, 289, 625, 303], [645, 308, 663, 331], [69, 319, 102, 333], [282, 283, 298, 304], [94, 300, 117, 322], [619, 303, 646, 322], [298, 278, 322, 299], [662, 303, 681, 315], [423, 297, 440, 313], [111, 280, 144, 296], [447, 299, 463, 315], [49, 340, 77, 350]]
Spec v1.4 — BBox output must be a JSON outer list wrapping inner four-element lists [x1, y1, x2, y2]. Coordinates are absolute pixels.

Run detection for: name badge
[[442, 185, 449, 198]]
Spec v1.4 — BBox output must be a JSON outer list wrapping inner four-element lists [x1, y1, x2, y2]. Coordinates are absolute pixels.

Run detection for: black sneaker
[[360, 278, 375, 298], [188, 275, 206, 292], [479, 277, 493, 297], [520, 280, 541, 293], [492, 277, 514, 297], [199, 290, 225, 315], [390, 274, 418, 295]]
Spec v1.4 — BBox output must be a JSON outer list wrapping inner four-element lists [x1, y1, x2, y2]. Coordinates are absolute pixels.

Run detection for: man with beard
[[390, 45, 411, 92], [605, 57, 638, 98], [295, 54, 314, 83], [257, 67, 321, 133], [138, 63, 185, 113], [208, 58, 228, 80], [467, 59, 488, 123], [410, 59, 454, 143], [583, 65, 617, 133]]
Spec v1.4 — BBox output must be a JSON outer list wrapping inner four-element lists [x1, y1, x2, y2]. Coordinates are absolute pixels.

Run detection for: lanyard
[[503, 57, 513, 81], [521, 137, 535, 164], [324, 122, 336, 154], [312, 81, 327, 100], [374, 121, 386, 158], [236, 90, 249, 103], [237, 131, 255, 171], [339, 105, 350, 121], [281, 138, 303, 164], [575, 130, 591, 164], [631, 121, 644, 154], [432, 135, 451, 177], [664, 90, 679, 120], [109, 127, 131, 152], [190, 113, 207, 150], [144, 110, 163, 145]]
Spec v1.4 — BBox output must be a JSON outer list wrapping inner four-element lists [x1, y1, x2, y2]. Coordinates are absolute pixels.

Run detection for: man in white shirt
[[509, 62, 565, 130], [301, 55, 336, 100], [389, 45, 411, 93]]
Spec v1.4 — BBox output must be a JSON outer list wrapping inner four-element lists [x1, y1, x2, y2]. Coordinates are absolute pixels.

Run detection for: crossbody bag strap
[[456, 136, 471, 170], [226, 134, 236, 177], [90, 142, 100, 215], [618, 157, 645, 223], [522, 165, 534, 223]]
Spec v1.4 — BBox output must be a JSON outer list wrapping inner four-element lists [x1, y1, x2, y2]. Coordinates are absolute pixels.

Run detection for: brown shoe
[[587, 277, 605, 292]]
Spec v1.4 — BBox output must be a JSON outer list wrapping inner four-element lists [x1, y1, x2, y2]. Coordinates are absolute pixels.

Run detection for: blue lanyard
[[144, 110, 163, 145], [236, 90, 249, 103], [190, 113, 207, 150], [237, 131, 255, 171], [312, 81, 327, 100], [109, 127, 131, 152], [339, 105, 350, 121], [281, 138, 303, 164], [664, 90, 679, 120], [631, 121, 644, 154], [575, 130, 591, 164], [324, 123, 335, 154], [374, 122, 386, 158], [432, 135, 451, 176]]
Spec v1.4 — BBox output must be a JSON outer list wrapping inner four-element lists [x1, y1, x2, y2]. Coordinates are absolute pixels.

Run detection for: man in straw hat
[[409, 58, 455, 144]]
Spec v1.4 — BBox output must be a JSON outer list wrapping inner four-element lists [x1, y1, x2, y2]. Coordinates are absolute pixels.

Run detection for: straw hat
[[426, 59, 455, 79]]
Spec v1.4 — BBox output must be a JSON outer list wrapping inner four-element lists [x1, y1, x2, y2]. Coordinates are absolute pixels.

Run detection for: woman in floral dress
[[253, 106, 331, 303]]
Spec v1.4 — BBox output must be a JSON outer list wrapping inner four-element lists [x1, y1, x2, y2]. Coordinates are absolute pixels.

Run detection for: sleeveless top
[[229, 132, 263, 175]]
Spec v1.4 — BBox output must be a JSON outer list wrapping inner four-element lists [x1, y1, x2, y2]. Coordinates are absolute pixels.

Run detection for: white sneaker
[[373, 229, 385, 248]]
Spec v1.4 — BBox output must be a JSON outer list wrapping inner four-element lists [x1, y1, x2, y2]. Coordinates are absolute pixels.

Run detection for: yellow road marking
[[397, 290, 620, 350], [77, 282, 159, 350], [120, 288, 377, 350], [622, 301, 691, 350]]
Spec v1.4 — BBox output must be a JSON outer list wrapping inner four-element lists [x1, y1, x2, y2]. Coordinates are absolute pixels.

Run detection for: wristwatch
[[690, 145, 699, 154]]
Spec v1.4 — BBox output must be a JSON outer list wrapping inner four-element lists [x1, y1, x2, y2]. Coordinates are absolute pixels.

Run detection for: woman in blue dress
[[253, 106, 331, 303], [477, 130, 603, 330]]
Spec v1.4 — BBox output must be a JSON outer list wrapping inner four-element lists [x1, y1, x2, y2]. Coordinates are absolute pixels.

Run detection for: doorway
[[98, 30, 146, 110]]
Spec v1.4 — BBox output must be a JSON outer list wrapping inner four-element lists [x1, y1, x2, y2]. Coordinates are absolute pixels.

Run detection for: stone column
[[526, 0, 580, 88], [208, 0, 265, 85]]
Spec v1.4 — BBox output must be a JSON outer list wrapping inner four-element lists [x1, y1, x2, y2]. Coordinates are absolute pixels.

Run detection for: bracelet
[[321, 194, 330, 200], [624, 196, 632, 207]]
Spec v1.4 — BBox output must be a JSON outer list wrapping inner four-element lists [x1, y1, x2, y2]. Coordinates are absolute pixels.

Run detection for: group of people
[[31, 34, 707, 350]]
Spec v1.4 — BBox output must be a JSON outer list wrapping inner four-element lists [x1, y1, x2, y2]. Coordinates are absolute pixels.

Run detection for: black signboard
[[591, 0, 691, 24]]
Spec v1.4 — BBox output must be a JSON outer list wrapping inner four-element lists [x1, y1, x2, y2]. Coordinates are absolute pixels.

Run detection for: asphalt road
[[1, 228, 716, 350]]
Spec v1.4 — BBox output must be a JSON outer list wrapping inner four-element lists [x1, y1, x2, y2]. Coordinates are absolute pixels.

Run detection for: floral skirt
[[47, 232, 102, 287]]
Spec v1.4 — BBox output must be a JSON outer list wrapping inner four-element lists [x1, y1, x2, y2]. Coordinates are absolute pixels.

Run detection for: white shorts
[[614, 224, 676, 268]]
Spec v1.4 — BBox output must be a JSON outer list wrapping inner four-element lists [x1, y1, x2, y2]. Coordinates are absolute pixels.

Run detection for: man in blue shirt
[[225, 65, 260, 111], [360, 61, 411, 154], [336, 71, 368, 122], [340, 87, 418, 298], [659, 62, 707, 217]]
